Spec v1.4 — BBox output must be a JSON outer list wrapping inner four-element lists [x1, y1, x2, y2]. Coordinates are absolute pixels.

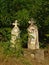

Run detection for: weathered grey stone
[[10, 20, 20, 47], [31, 54, 35, 59], [27, 18, 39, 50], [34, 49, 44, 62]]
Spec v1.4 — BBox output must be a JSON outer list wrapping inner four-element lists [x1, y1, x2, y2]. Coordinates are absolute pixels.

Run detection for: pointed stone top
[[28, 18, 36, 24]]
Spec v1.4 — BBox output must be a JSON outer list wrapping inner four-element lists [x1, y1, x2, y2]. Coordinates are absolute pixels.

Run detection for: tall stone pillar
[[27, 18, 39, 50]]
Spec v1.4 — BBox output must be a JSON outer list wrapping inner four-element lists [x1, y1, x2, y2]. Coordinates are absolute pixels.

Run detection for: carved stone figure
[[10, 20, 20, 47], [27, 18, 39, 49]]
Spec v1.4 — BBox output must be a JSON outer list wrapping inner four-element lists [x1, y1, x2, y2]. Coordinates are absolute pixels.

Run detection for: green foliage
[[21, 59, 32, 65], [20, 30, 28, 48], [16, 9, 29, 29], [0, 0, 49, 47], [39, 42, 46, 48], [0, 40, 23, 57], [0, 28, 11, 41]]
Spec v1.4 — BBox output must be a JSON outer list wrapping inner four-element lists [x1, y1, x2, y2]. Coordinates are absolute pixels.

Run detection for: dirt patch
[[0, 46, 49, 65]]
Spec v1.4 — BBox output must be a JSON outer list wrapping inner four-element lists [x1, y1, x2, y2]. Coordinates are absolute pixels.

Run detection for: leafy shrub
[[0, 28, 11, 41], [0, 41, 23, 57], [0, 0, 49, 48]]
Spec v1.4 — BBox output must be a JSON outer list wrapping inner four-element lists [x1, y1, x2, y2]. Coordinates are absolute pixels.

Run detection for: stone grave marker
[[10, 20, 20, 47], [27, 18, 39, 50]]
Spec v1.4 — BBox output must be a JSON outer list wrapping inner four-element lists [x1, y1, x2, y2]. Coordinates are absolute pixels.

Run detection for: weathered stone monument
[[27, 18, 39, 50], [27, 18, 44, 62], [10, 20, 20, 47]]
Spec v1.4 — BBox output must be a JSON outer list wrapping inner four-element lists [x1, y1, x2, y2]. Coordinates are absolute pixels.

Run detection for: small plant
[[20, 58, 32, 65], [0, 39, 23, 58]]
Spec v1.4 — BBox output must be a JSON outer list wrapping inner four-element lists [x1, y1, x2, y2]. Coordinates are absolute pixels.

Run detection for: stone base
[[31, 49, 44, 62], [24, 48, 44, 62], [28, 43, 36, 50], [28, 43, 39, 50]]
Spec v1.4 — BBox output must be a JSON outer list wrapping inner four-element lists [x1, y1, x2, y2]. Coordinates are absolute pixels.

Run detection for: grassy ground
[[0, 42, 49, 65]]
